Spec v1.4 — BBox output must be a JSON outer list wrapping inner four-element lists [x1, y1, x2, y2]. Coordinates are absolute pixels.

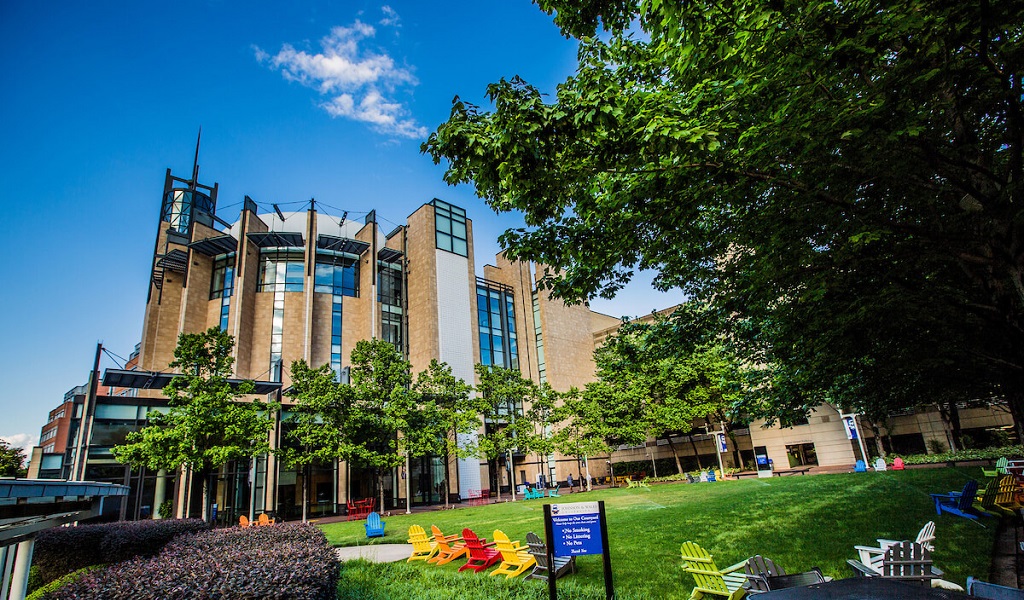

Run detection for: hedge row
[[33, 519, 209, 585], [891, 445, 1024, 465], [44, 523, 338, 600]]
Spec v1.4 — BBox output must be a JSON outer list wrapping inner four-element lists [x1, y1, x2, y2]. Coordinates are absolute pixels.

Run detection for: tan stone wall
[[249, 293, 273, 381], [310, 293, 334, 369], [233, 211, 268, 378], [179, 222, 220, 336], [748, 405, 858, 468], [535, 281, 597, 392], [405, 204, 440, 374]]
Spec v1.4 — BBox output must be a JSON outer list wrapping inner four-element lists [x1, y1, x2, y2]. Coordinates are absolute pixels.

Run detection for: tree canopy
[[0, 440, 27, 478], [424, 0, 1024, 429], [114, 327, 276, 519]]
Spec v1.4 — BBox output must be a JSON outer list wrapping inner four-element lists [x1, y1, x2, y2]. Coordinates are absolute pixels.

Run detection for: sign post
[[544, 500, 613, 600]]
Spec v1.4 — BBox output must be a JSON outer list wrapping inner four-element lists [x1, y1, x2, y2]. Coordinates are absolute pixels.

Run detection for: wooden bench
[[774, 468, 811, 476]]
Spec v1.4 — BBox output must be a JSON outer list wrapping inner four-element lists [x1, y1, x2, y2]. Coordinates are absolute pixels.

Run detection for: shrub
[[890, 445, 1024, 465], [26, 566, 104, 600], [33, 519, 208, 585], [45, 523, 338, 600]]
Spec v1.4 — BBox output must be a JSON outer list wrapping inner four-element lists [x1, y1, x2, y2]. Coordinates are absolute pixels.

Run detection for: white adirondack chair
[[854, 522, 939, 575], [874, 458, 888, 471]]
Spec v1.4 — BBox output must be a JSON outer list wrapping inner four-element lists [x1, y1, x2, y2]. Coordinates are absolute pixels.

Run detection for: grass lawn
[[319, 467, 999, 599]]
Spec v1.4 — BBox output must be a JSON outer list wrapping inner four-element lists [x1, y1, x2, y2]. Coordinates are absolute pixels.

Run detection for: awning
[[189, 235, 238, 256], [155, 249, 188, 273], [378, 247, 404, 263], [317, 235, 370, 255], [246, 232, 304, 248], [101, 368, 282, 395]]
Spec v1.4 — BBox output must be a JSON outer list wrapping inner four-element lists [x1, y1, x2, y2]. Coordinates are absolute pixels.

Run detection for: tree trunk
[[201, 469, 210, 522], [1007, 389, 1024, 446], [869, 422, 887, 458], [687, 434, 702, 470], [378, 469, 385, 515], [443, 447, 450, 509], [937, 402, 963, 451], [301, 464, 308, 524], [666, 437, 684, 473]]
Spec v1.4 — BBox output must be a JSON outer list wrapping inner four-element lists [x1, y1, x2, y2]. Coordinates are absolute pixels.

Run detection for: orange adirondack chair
[[239, 515, 250, 527], [257, 513, 272, 526], [430, 525, 468, 565], [457, 528, 501, 573]]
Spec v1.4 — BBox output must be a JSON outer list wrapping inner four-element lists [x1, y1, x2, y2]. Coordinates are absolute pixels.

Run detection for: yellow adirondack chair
[[430, 525, 468, 565], [680, 541, 748, 599], [489, 529, 537, 578], [407, 525, 439, 563], [975, 478, 1014, 517], [996, 475, 1023, 511]]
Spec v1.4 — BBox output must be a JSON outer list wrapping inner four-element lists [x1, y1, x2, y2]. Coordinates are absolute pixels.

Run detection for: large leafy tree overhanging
[[424, 0, 1024, 429], [114, 327, 276, 520]]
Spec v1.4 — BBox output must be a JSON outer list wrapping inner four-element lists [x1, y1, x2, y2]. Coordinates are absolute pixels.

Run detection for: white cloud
[[1, 433, 38, 451], [255, 19, 426, 139], [380, 6, 401, 27]]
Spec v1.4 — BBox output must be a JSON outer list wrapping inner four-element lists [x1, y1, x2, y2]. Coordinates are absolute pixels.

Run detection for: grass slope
[[320, 467, 998, 599]]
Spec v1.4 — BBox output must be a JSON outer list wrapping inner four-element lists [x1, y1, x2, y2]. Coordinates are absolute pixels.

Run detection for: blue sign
[[717, 433, 728, 452], [550, 501, 604, 557], [844, 416, 858, 440]]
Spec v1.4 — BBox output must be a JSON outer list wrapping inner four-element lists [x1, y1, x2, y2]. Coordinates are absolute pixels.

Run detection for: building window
[[258, 249, 304, 293], [210, 254, 236, 299], [382, 306, 403, 352], [330, 297, 343, 378], [314, 253, 359, 297], [378, 264, 402, 306], [477, 279, 518, 370], [533, 292, 546, 383], [432, 199, 468, 257]]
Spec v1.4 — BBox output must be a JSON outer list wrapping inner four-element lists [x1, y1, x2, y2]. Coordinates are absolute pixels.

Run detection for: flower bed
[[33, 519, 209, 585], [43, 523, 338, 600]]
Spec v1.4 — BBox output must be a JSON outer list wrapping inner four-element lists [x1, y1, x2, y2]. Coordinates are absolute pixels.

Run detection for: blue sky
[[0, 1, 681, 450]]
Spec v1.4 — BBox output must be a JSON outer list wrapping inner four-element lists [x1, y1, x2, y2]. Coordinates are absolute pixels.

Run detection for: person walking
[[567, 473, 574, 492]]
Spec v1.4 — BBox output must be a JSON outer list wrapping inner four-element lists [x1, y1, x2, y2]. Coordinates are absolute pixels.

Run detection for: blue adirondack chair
[[547, 484, 561, 498], [365, 511, 386, 538], [707, 470, 717, 482], [930, 480, 988, 523], [854, 460, 867, 472], [967, 576, 1024, 598]]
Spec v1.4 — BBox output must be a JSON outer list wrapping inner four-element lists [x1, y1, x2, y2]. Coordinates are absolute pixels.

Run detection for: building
[[28, 156, 1016, 522]]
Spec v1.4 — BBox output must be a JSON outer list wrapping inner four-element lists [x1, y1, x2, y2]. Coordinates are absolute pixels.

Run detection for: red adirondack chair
[[457, 528, 501, 573]]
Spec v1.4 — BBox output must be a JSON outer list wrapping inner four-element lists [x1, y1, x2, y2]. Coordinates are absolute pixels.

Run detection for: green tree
[[412, 359, 477, 508], [0, 440, 27, 477], [424, 1, 1024, 431], [114, 327, 276, 520], [474, 364, 537, 500], [543, 387, 611, 490], [348, 339, 417, 512], [280, 360, 357, 522], [591, 313, 746, 473]]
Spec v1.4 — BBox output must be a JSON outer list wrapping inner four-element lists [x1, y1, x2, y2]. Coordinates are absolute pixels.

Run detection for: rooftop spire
[[190, 127, 201, 190]]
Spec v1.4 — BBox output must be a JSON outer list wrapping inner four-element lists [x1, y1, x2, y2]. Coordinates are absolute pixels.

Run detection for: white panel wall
[[435, 250, 481, 499]]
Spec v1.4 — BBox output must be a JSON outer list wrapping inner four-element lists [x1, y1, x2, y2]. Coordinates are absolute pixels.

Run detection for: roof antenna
[[190, 127, 201, 190]]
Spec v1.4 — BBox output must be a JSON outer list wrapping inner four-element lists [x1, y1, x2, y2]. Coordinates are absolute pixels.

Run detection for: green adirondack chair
[[680, 541, 748, 599], [981, 457, 1009, 478]]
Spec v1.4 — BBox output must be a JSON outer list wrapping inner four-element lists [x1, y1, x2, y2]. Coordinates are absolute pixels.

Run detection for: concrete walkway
[[335, 543, 410, 563]]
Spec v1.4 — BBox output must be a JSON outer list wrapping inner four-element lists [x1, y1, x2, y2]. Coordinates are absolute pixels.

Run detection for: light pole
[[711, 423, 726, 475]]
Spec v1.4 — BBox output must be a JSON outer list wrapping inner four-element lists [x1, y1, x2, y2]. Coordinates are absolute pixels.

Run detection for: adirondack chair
[[525, 531, 576, 582], [996, 475, 1023, 511], [239, 515, 250, 527], [966, 576, 1024, 598], [458, 528, 501, 573], [874, 458, 888, 471], [707, 470, 717, 482], [547, 485, 561, 498], [744, 555, 785, 594], [430, 525, 468, 565], [981, 457, 1009, 478], [892, 457, 905, 470], [686, 473, 698, 484], [365, 511, 386, 538], [489, 529, 537, 578], [407, 525, 439, 563], [975, 478, 1014, 517], [848, 541, 938, 587], [679, 541, 749, 599], [876, 521, 937, 553], [699, 471, 710, 482], [931, 480, 989, 522], [257, 513, 271, 526], [854, 460, 867, 472]]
